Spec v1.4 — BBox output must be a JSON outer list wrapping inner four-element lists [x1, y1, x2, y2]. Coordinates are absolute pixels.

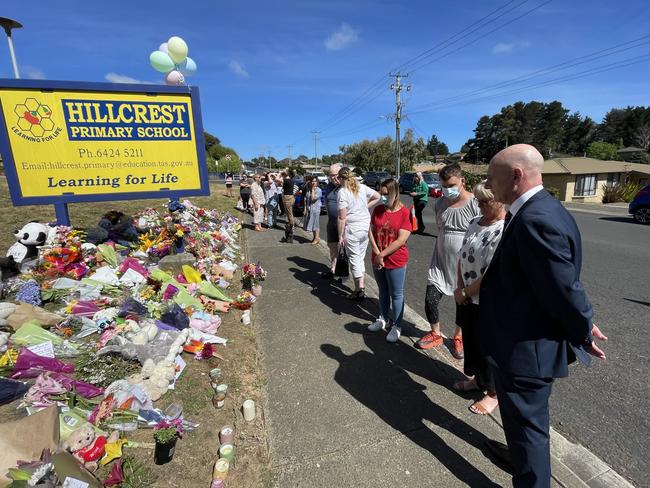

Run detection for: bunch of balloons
[[149, 36, 197, 85]]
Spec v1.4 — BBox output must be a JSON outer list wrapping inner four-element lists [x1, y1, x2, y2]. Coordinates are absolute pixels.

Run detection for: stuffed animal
[[127, 358, 176, 402], [0, 256, 20, 281], [61, 424, 119, 471], [6, 222, 51, 263]]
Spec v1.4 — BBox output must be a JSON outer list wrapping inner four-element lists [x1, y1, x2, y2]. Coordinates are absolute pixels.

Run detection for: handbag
[[334, 246, 350, 277], [410, 205, 418, 232]]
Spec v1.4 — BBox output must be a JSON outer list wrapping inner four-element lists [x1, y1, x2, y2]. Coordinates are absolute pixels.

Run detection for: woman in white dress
[[250, 174, 267, 232]]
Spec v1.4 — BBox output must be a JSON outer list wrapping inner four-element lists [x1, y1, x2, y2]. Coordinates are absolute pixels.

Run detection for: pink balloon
[[159, 42, 169, 54], [165, 70, 185, 85]]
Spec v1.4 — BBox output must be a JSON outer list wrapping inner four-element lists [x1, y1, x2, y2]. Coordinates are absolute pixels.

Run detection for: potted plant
[[241, 263, 267, 295], [153, 419, 184, 465]]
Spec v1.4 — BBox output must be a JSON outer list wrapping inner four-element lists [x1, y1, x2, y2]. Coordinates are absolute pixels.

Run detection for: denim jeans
[[267, 195, 279, 227], [372, 265, 407, 328]]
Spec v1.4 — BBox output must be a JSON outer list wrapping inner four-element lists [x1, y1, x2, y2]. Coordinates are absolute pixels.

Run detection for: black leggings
[[240, 192, 251, 209], [425, 284, 444, 324]]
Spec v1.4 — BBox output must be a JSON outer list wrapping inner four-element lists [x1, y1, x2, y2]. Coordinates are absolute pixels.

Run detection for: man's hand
[[585, 324, 608, 360]]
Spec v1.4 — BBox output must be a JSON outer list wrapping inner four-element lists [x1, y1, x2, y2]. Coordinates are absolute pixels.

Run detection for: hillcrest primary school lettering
[[0, 80, 209, 223]]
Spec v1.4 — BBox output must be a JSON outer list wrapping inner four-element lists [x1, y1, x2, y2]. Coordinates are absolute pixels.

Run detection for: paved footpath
[[244, 221, 634, 488]]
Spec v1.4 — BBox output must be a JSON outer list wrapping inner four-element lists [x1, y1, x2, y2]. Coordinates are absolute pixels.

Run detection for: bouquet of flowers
[[232, 290, 256, 310], [241, 263, 267, 290]]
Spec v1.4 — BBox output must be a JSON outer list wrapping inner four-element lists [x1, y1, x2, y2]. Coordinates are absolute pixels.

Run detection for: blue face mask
[[380, 195, 389, 206], [442, 185, 460, 200]]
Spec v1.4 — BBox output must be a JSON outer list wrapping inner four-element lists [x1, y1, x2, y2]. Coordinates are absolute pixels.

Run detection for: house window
[[575, 174, 597, 197], [606, 173, 620, 187]]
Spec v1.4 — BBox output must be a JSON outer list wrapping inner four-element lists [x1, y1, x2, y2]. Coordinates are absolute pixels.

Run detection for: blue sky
[[2, 0, 649, 160]]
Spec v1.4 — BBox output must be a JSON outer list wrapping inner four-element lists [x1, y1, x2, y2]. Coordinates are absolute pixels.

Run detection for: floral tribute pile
[[0, 199, 266, 487]]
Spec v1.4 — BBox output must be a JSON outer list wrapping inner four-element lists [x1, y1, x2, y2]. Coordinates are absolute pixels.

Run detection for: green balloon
[[150, 50, 175, 73]]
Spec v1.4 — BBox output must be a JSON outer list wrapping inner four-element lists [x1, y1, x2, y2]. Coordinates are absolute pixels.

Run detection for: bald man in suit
[[480, 144, 608, 487]]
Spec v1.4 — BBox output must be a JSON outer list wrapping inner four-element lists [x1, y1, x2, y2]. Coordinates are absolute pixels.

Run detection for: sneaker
[[451, 335, 464, 359], [367, 318, 386, 332], [416, 331, 443, 350], [386, 325, 402, 343]]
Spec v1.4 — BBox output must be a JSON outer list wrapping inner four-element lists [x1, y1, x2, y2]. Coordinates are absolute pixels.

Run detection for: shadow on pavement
[[321, 323, 501, 487], [598, 216, 636, 224], [623, 297, 650, 307], [287, 255, 376, 321]]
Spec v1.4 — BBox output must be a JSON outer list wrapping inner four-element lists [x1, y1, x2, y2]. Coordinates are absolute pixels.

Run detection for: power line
[[407, 0, 553, 75], [407, 52, 650, 115], [408, 34, 650, 112], [312, 0, 547, 135], [393, 0, 528, 73]]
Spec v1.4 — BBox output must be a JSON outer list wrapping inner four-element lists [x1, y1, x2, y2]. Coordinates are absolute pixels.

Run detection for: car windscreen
[[423, 174, 439, 183]]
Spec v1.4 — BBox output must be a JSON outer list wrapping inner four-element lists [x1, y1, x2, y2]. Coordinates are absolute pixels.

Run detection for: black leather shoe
[[485, 439, 514, 471]]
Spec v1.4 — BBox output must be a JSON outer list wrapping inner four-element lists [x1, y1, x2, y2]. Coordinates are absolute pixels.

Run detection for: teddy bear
[[127, 358, 177, 402], [6, 221, 51, 264], [61, 424, 119, 471]]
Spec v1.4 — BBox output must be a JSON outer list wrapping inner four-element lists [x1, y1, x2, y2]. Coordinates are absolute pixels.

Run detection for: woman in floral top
[[453, 181, 506, 415], [368, 178, 412, 343]]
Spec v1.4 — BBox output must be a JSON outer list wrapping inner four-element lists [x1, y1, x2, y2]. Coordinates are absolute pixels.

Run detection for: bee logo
[[12, 98, 61, 142]]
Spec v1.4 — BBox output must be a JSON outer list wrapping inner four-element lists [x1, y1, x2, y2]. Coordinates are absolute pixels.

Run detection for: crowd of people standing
[[235, 145, 608, 487]]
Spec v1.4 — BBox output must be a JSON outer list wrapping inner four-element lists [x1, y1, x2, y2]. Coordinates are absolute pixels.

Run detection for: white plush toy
[[6, 222, 51, 263], [127, 358, 176, 402]]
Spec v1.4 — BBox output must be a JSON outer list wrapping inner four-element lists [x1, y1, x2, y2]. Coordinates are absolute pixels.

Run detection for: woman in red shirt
[[367, 178, 412, 343]]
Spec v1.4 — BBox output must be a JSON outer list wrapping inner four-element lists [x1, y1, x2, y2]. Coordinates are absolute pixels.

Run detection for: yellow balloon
[[167, 36, 188, 64]]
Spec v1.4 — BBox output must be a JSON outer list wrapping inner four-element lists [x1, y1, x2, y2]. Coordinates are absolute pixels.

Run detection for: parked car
[[629, 184, 650, 224], [363, 171, 392, 189], [398, 172, 442, 196], [293, 180, 328, 217]]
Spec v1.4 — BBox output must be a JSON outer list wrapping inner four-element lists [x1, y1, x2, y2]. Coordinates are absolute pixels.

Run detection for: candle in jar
[[219, 425, 235, 445], [212, 392, 226, 409], [209, 368, 222, 381], [219, 443, 235, 462], [216, 384, 228, 395], [212, 458, 229, 480], [210, 480, 224, 488], [243, 399, 256, 421]]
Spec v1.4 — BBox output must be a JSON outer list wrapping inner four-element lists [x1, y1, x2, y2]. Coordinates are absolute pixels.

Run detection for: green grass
[[0, 178, 234, 252]]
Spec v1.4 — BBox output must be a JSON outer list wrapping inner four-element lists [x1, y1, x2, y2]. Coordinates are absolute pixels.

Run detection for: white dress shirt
[[508, 185, 544, 218]]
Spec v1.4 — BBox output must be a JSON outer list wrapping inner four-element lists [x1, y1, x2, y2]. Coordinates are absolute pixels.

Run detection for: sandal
[[452, 379, 479, 392], [469, 395, 498, 416]]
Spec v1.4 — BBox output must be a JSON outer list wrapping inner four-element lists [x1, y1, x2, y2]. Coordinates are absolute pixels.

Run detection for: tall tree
[[426, 134, 449, 157]]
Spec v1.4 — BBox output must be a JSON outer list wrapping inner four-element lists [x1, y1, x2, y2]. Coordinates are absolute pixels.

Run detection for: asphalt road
[[319, 198, 648, 485]]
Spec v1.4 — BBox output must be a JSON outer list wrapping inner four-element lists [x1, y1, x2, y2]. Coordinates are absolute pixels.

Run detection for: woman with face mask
[[367, 178, 412, 342], [415, 163, 479, 359]]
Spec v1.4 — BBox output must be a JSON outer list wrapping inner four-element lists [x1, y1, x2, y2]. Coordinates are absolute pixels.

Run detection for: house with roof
[[617, 147, 647, 162], [542, 157, 650, 203]]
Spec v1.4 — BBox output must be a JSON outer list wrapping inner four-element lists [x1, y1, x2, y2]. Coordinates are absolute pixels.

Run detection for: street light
[[0, 17, 22, 78]]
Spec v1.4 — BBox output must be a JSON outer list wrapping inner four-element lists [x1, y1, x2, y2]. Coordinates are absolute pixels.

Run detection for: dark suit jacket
[[479, 189, 593, 379]]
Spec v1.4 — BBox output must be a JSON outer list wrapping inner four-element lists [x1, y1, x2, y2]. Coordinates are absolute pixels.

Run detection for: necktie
[[504, 210, 513, 228]]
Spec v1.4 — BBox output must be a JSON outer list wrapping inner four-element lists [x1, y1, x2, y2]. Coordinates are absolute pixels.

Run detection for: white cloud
[[23, 66, 45, 79], [492, 42, 515, 54], [325, 23, 359, 51], [104, 72, 151, 84], [492, 41, 531, 55], [229, 61, 249, 78]]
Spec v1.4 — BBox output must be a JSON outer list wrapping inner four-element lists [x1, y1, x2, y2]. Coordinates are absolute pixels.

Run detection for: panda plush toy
[[6, 222, 51, 264]]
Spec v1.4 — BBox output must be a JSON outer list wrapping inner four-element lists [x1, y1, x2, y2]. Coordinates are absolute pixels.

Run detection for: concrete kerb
[[306, 231, 635, 488]]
